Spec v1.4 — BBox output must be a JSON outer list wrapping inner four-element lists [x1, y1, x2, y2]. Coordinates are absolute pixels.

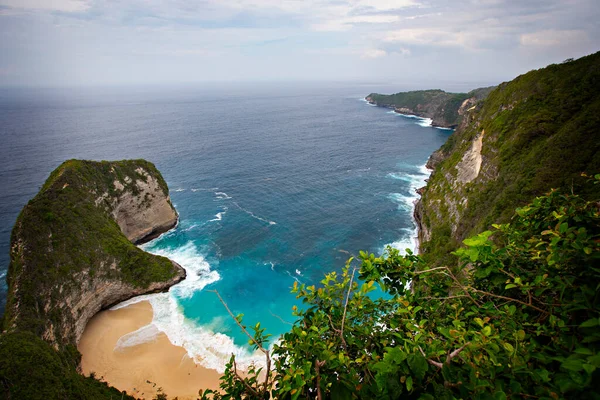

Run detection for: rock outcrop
[[366, 87, 494, 129], [414, 52, 600, 261], [3, 159, 185, 349]]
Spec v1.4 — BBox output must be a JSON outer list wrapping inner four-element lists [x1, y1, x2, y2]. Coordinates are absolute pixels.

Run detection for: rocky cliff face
[[366, 87, 494, 128], [414, 52, 600, 261], [3, 159, 185, 348]]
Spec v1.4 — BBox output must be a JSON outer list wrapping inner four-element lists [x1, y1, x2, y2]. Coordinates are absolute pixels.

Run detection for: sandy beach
[[79, 301, 222, 400]]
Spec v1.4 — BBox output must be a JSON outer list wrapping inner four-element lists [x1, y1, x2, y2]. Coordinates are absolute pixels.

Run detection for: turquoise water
[[0, 83, 452, 371]]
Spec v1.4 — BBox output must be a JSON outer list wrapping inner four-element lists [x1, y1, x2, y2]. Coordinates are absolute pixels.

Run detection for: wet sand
[[79, 301, 222, 399]]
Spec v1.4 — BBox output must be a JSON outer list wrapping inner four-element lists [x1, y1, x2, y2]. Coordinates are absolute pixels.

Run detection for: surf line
[[232, 201, 276, 226]]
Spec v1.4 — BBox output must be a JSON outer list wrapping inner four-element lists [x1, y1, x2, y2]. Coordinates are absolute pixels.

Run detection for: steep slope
[[416, 52, 600, 262], [366, 87, 494, 128], [1, 159, 185, 399], [3, 159, 184, 347]]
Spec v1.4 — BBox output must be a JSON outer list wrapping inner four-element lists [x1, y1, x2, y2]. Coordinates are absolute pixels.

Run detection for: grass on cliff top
[[421, 51, 600, 264], [4, 159, 178, 341], [367, 87, 495, 127]]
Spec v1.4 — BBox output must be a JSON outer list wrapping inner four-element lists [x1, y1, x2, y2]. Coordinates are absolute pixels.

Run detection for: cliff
[[0, 159, 185, 399], [415, 52, 600, 262], [3, 159, 184, 348], [366, 87, 494, 128]]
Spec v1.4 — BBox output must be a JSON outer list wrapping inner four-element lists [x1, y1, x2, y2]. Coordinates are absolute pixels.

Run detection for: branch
[[444, 267, 481, 307], [340, 268, 356, 350], [413, 266, 450, 275], [233, 357, 260, 397], [315, 360, 325, 400], [419, 342, 471, 369], [207, 290, 268, 355], [269, 310, 294, 326], [470, 288, 548, 314], [208, 289, 272, 394], [445, 342, 470, 366], [419, 347, 443, 369]]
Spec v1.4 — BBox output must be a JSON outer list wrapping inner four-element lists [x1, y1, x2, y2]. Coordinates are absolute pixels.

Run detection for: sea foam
[[110, 241, 266, 372], [384, 164, 431, 255]]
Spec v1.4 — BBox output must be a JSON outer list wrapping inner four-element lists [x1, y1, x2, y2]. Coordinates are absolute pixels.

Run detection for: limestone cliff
[[3, 159, 185, 349], [414, 52, 600, 261], [366, 87, 494, 128]]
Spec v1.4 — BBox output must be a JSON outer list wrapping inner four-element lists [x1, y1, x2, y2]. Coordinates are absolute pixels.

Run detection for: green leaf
[[559, 222, 569, 233], [407, 353, 428, 380], [580, 319, 599, 328], [482, 326, 492, 336], [406, 376, 413, 391], [562, 358, 584, 372], [505, 284, 517, 290], [587, 354, 600, 367], [494, 391, 507, 400], [503, 342, 514, 353]]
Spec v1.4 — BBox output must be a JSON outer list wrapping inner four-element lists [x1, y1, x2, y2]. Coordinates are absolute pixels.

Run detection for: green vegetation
[[0, 332, 135, 400], [367, 87, 494, 128], [201, 176, 600, 399], [4, 159, 178, 345], [1, 159, 180, 399], [420, 51, 600, 265]]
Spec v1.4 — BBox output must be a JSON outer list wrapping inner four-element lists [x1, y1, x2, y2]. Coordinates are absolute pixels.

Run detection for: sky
[[0, 0, 599, 88]]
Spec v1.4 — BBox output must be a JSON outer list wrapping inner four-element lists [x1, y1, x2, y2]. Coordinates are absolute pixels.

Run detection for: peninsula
[[366, 87, 494, 129], [1, 159, 185, 398]]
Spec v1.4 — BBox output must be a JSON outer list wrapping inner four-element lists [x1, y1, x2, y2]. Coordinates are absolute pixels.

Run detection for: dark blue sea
[[0, 82, 452, 371]]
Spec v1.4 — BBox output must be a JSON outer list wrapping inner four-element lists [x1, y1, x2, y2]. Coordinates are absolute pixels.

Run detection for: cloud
[[520, 29, 588, 47], [0, 0, 90, 12], [361, 49, 387, 59]]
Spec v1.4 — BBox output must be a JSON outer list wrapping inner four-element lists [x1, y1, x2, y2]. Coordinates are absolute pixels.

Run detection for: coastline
[[79, 301, 222, 400]]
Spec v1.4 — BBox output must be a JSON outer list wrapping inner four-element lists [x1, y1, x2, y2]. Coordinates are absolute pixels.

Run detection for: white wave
[[386, 228, 419, 256], [111, 241, 269, 372], [285, 270, 301, 283], [416, 118, 433, 127], [393, 112, 433, 128], [215, 191, 232, 200], [295, 269, 302, 276], [385, 163, 433, 255], [233, 202, 276, 226], [0, 270, 6, 280], [387, 193, 416, 212], [360, 98, 377, 106], [115, 323, 161, 351], [175, 188, 186, 192], [386, 172, 427, 184], [191, 187, 219, 192], [435, 126, 454, 131], [209, 212, 225, 222], [183, 223, 199, 232]]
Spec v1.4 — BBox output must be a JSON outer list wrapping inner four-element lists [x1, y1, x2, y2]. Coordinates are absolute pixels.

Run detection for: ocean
[[0, 82, 452, 372]]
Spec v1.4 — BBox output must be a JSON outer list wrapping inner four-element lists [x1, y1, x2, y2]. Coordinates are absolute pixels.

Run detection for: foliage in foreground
[[201, 177, 600, 399], [0, 332, 135, 400]]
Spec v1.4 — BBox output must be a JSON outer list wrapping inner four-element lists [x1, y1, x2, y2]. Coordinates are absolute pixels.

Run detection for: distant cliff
[[1, 159, 184, 399], [366, 87, 494, 128], [415, 52, 600, 262]]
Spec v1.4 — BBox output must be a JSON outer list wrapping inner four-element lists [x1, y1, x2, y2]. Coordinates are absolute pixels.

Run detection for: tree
[[201, 175, 600, 399]]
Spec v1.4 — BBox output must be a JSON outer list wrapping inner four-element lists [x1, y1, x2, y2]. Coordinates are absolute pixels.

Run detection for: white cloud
[[311, 13, 399, 31], [520, 29, 588, 47], [0, 0, 90, 12], [352, 0, 419, 12], [345, 15, 400, 23], [361, 48, 387, 58], [383, 28, 464, 47]]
